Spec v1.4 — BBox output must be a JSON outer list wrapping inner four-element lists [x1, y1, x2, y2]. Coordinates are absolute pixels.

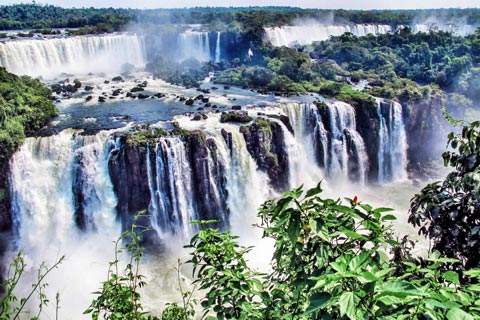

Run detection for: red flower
[[353, 196, 358, 204]]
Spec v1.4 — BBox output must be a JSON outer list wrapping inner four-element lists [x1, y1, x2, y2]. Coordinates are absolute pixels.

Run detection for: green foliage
[[188, 183, 480, 319], [84, 213, 159, 320], [0, 251, 64, 320], [220, 112, 253, 124], [0, 67, 58, 163], [161, 303, 188, 320], [409, 119, 480, 269], [0, 4, 132, 31], [124, 123, 168, 147], [186, 224, 264, 320]]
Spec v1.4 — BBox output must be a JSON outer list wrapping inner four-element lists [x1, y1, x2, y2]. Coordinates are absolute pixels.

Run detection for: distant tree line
[[0, 4, 133, 31], [2, 4, 480, 34]]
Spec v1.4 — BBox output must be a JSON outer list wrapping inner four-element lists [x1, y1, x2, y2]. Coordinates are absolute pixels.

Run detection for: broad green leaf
[[342, 229, 367, 240], [381, 214, 397, 221], [464, 269, 480, 277], [331, 262, 347, 273], [348, 252, 370, 272], [376, 295, 403, 305], [357, 271, 379, 283], [339, 292, 358, 319], [305, 183, 323, 198], [425, 299, 449, 309], [446, 307, 474, 320], [377, 281, 425, 298], [304, 292, 331, 315], [443, 271, 460, 285]]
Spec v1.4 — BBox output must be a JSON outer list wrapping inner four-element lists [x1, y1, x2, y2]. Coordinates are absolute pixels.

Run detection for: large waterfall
[[4, 98, 409, 318], [178, 31, 211, 62], [0, 34, 146, 78], [176, 31, 222, 62], [265, 22, 478, 47], [282, 102, 368, 184], [8, 130, 121, 318], [265, 24, 393, 47]]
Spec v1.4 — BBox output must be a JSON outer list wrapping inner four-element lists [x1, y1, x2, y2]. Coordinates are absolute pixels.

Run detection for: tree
[[409, 117, 480, 269]]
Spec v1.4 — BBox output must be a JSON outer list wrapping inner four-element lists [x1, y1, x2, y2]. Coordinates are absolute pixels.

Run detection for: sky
[[2, 0, 480, 10]]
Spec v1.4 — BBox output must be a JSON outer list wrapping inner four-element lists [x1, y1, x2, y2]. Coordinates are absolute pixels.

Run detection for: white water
[[5, 99, 412, 318], [265, 24, 393, 47], [0, 34, 146, 78], [410, 23, 477, 36], [8, 129, 120, 319], [265, 22, 478, 47], [178, 31, 211, 62], [214, 31, 221, 62], [282, 101, 368, 184], [377, 99, 408, 183], [147, 138, 198, 240]]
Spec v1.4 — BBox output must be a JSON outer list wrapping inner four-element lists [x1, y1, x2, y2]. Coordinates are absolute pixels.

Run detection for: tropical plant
[[409, 117, 480, 269], [84, 213, 159, 320], [0, 251, 64, 320], [186, 222, 264, 320], [187, 183, 480, 319]]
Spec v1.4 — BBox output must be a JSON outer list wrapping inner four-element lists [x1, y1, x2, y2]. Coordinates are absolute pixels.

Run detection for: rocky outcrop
[[184, 132, 229, 226], [349, 98, 380, 182], [107, 134, 155, 245], [220, 112, 253, 123], [107, 129, 229, 244], [0, 163, 12, 233], [240, 118, 289, 192]]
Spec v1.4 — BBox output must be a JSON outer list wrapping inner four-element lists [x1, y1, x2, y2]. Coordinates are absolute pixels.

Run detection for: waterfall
[[8, 129, 120, 318], [377, 99, 408, 183], [265, 22, 477, 47], [178, 31, 211, 62], [282, 101, 368, 184], [147, 138, 197, 239], [214, 31, 221, 62], [264, 24, 393, 47], [0, 33, 146, 78], [269, 115, 324, 188]]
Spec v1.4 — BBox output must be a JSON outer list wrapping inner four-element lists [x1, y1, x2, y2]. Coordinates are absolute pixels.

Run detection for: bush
[[409, 117, 480, 269], [188, 183, 480, 319]]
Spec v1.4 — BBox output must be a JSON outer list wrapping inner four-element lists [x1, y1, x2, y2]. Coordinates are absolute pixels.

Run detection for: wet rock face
[[185, 133, 229, 228], [107, 130, 230, 244], [108, 139, 153, 238], [0, 163, 12, 233], [349, 98, 380, 182], [240, 118, 289, 192]]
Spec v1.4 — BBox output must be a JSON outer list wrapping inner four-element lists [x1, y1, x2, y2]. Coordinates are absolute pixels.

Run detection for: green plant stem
[[12, 255, 64, 320]]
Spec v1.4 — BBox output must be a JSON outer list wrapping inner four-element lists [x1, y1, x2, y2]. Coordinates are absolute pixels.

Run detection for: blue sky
[[3, 0, 480, 9]]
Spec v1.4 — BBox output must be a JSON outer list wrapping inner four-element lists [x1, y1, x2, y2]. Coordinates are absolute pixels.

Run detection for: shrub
[[188, 183, 480, 319], [409, 117, 480, 269]]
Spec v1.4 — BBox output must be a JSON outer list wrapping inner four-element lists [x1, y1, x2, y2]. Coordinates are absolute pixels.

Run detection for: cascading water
[[265, 24, 393, 47], [282, 101, 368, 184], [376, 99, 408, 183], [215, 31, 221, 62], [265, 22, 478, 47], [8, 129, 120, 318], [0, 34, 146, 78], [147, 138, 198, 239], [174, 115, 272, 239], [178, 31, 211, 62], [4, 94, 412, 318]]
